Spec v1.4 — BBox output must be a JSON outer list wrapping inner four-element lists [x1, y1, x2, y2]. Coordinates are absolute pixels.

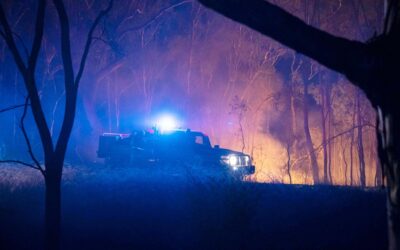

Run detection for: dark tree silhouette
[[0, 1, 112, 249], [198, 0, 400, 248]]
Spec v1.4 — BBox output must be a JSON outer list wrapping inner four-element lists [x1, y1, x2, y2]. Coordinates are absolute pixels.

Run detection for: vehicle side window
[[195, 136, 204, 145]]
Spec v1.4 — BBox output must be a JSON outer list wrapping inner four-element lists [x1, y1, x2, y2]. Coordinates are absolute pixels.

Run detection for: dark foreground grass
[[0, 164, 387, 250]]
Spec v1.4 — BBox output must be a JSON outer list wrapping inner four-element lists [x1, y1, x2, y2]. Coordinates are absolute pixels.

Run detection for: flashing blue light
[[156, 114, 179, 131]]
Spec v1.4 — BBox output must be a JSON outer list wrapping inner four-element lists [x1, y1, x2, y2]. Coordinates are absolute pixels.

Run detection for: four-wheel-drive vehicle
[[97, 129, 255, 175]]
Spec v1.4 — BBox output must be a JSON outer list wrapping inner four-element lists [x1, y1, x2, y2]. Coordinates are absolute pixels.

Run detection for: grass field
[[0, 163, 388, 249]]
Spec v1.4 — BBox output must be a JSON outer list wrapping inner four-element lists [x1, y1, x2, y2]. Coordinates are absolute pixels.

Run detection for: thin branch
[[255, 93, 280, 113], [290, 123, 375, 167], [28, 0, 46, 71], [0, 3, 27, 72], [1, 1, 54, 156], [52, 0, 114, 159], [13, 31, 30, 59], [0, 104, 27, 113], [0, 160, 40, 170], [92, 36, 109, 45], [119, 0, 192, 36], [50, 90, 65, 136], [315, 123, 374, 151], [198, 0, 369, 83], [75, 0, 114, 88], [20, 97, 45, 175]]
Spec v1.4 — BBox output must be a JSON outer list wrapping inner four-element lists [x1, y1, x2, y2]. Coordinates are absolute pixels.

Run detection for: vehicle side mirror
[[214, 145, 220, 149]]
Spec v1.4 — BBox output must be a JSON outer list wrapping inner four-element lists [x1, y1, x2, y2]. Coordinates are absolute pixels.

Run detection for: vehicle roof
[[158, 129, 206, 136]]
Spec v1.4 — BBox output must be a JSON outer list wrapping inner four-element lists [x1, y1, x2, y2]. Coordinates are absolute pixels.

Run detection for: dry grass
[[0, 162, 388, 250]]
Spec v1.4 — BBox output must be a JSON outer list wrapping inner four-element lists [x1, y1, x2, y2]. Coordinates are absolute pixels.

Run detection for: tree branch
[[20, 97, 45, 176], [52, 0, 78, 162], [290, 123, 375, 167], [12, 31, 30, 59], [120, 0, 192, 36], [0, 99, 45, 174], [0, 29, 5, 39], [0, 104, 27, 113], [0, 4, 27, 72], [75, 0, 114, 89], [28, 0, 46, 71], [0, 160, 40, 170], [25, 0, 54, 158], [53, 0, 75, 91], [314, 123, 375, 152], [1, 1, 54, 158], [198, 0, 369, 83], [52, 0, 114, 161]]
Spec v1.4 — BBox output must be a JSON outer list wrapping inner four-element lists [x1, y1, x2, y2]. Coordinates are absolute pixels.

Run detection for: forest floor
[[0, 163, 387, 250]]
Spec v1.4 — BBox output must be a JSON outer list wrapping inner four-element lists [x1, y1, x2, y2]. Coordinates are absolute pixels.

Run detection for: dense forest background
[[0, 0, 384, 185]]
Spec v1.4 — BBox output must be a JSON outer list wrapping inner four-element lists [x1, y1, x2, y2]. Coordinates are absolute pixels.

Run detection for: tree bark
[[303, 81, 320, 184], [326, 85, 333, 184], [44, 166, 62, 250], [357, 92, 366, 187], [286, 142, 292, 184], [340, 136, 348, 185], [350, 94, 357, 186], [375, 120, 384, 187], [320, 85, 328, 184]]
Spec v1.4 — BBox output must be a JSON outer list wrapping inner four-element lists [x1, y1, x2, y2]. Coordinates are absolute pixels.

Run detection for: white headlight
[[228, 155, 239, 166]]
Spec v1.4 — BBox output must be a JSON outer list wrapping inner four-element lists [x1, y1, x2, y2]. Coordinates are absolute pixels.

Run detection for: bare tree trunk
[[288, 83, 295, 185], [239, 115, 246, 153], [375, 153, 383, 187], [375, 114, 384, 186], [326, 85, 333, 183], [303, 81, 319, 184], [291, 91, 297, 135], [349, 90, 357, 186], [320, 85, 328, 184], [44, 164, 62, 250], [341, 136, 348, 185], [286, 142, 292, 184], [356, 92, 366, 187]]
